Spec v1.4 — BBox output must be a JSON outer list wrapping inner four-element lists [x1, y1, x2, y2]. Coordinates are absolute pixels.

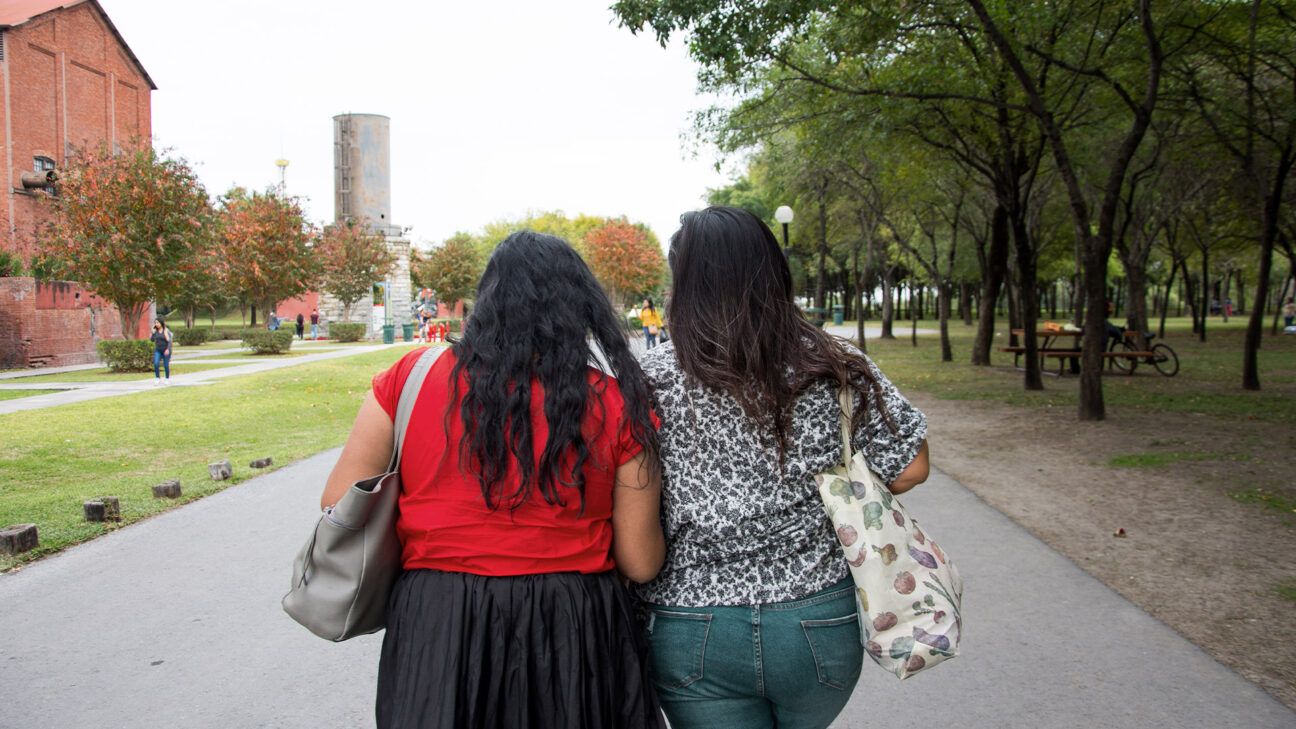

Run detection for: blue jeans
[[644, 326, 658, 349], [152, 349, 171, 378], [310, 323, 319, 339], [644, 578, 862, 729]]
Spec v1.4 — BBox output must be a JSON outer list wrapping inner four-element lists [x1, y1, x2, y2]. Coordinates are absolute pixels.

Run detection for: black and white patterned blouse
[[633, 341, 928, 607]]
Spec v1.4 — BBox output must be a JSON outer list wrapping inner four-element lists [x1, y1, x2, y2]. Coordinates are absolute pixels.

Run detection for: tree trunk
[[815, 191, 828, 311], [939, 282, 953, 362], [1124, 262, 1151, 349], [1079, 236, 1110, 421], [971, 204, 1009, 365], [960, 282, 973, 325], [1243, 174, 1287, 390], [1199, 250, 1209, 343], [1012, 216, 1043, 390], [250, 304, 258, 327], [910, 285, 918, 347], [118, 301, 144, 341], [1221, 267, 1232, 323], [880, 268, 896, 339], [1236, 270, 1245, 316], [1159, 259, 1177, 340]]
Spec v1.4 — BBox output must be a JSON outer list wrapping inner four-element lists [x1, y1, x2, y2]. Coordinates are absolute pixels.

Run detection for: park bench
[[998, 345, 1158, 376]]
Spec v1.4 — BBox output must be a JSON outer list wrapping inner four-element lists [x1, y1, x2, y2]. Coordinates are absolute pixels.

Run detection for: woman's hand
[[888, 439, 930, 495]]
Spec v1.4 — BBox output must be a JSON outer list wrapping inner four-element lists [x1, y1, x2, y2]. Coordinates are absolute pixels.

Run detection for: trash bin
[[832, 306, 845, 325], [804, 307, 828, 328], [401, 323, 414, 342], [382, 324, 395, 344]]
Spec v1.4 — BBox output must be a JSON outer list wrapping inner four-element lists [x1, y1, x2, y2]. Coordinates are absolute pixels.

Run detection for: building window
[[33, 156, 56, 194]]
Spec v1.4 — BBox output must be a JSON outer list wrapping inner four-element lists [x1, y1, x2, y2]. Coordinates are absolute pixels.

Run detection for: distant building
[[0, 0, 155, 366]]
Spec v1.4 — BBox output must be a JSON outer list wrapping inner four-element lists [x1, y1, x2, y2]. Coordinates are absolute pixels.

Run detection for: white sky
[[102, 0, 730, 248]]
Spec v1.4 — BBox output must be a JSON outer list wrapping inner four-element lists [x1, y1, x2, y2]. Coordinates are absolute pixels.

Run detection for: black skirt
[[377, 569, 666, 729]]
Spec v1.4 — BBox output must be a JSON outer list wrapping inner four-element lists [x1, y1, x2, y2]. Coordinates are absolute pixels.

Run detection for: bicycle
[[1107, 330, 1180, 377]]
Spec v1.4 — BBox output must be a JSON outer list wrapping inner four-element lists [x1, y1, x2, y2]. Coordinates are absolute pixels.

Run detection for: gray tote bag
[[282, 346, 444, 642]]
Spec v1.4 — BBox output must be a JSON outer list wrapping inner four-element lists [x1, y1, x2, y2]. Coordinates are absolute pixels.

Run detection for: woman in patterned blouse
[[635, 206, 930, 729]]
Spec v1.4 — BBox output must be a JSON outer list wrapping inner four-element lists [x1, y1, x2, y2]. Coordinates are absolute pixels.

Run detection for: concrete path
[[0, 452, 1289, 729], [825, 324, 937, 339], [0, 342, 407, 416]]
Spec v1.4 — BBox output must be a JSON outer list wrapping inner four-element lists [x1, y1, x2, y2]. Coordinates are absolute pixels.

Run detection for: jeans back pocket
[[646, 609, 712, 689], [800, 613, 863, 690]]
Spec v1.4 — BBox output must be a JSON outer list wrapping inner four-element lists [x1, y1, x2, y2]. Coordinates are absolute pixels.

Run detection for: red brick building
[[0, 1, 155, 366], [1, 0, 154, 259]]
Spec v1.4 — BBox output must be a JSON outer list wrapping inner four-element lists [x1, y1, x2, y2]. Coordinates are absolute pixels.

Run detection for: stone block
[[152, 479, 182, 499], [249, 457, 273, 469], [99, 496, 121, 521], [84, 500, 106, 522], [208, 460, 233, 481], [0, 524, 38, 555]]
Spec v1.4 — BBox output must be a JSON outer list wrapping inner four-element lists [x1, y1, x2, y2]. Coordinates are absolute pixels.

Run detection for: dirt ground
[[912, 392, 1296, 709]]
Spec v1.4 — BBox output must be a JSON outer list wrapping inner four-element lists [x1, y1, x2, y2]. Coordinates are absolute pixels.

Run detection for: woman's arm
[[611, 452, 665, 583], [888, 440, 930, 495], [320, 392, 394, 509]]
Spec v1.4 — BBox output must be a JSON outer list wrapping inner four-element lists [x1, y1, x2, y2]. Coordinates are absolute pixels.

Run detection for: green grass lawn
[[859, 316, 1296, 423], [0, 345, 421, 569], [0, 389, 60, 401], [9, 363, 240, 384]]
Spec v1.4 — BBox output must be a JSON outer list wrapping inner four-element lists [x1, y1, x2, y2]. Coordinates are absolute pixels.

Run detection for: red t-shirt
[[371, 347, 649, 576]]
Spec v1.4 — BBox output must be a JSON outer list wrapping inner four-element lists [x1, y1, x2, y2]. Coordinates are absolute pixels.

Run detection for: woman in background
[[641, 298, 663, 350], [150, 319, 173, 386], [322, 231, 667, 729]]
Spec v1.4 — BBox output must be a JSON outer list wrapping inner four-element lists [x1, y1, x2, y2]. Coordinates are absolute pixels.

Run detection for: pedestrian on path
[[320, 231, 666, 729], [636, 206, 931, 729], [309, 309, 320, 340], [150, 319, 173, 385], [641, 297, 663, 350], [295, 313, 305, 340], [1284, 297, 1294, 330]]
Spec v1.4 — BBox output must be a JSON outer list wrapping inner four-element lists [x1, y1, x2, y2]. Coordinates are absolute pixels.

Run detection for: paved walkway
[[0, 451, 1288, 728], [0, 342, 407, 416]]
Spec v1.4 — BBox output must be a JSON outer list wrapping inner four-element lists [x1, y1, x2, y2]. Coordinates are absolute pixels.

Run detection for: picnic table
[[999, 328, 1158, 375]]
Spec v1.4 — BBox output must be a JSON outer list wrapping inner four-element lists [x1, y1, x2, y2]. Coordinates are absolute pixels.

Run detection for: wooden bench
[[999, 347, 1153, 375]]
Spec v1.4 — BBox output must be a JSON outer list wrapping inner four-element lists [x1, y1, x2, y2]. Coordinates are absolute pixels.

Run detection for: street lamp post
[[775, 205, 794, 256]]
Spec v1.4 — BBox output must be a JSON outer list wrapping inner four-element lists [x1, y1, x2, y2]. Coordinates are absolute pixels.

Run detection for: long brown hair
[[666, 206, 888, 457]]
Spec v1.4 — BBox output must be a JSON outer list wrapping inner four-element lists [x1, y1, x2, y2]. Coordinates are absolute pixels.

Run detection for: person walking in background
[[636, 207, 931, 729], [295, 313, 305, 340], [150, 319, 173, 386], [310, 309, 320, 340], [320, 231, 667, 729], [1284, 297, 1295, 331], [268, 311, 280, 331], [641, 298, 663, 350]]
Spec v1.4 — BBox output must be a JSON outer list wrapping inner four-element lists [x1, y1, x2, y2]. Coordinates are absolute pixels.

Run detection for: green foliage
[[96, 340, 153, 372], [217, 188, 319, 317], [328, 322, 367, 342], [211, 327, 243, 341], [0, 251, 23, 277], [172, 328, 210, 346], [240, 329, 294, 354], [418, 234, 483, 307]]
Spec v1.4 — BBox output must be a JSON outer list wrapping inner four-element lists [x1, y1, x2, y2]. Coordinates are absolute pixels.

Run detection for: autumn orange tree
[[316, 217, 396, 322], [584, 219, 667, 307], [217, 188, 318, 326], [40, 144, 214, 337], [416, 233, 482, 308]]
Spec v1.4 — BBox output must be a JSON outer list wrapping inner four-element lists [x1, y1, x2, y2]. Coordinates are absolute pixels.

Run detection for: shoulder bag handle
[[388, 346, 448, 472], [839, 385, 854, 467]]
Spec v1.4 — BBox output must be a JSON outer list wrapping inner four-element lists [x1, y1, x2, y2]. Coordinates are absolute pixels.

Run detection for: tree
[[417, 233, 482, 308], [39, 144, 213, 337], [316, 217, 396, 322], [217, 188, 318, 324], [584, 219, 668, 307]]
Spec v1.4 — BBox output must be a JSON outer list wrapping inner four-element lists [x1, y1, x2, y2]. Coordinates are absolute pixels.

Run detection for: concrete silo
[[320, 113, 412, 335]]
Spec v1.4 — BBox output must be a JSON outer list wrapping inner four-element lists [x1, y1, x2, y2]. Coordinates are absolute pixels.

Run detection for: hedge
[[173, 327, 209, 346], [329, 323, 367, 342], [212, 327, 243, 340], [97, 340, 153, 371], [241, 329, 294, 355]]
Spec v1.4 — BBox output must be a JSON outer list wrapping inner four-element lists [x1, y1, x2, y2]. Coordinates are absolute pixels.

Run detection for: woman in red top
[[321, 232, 666, 729]]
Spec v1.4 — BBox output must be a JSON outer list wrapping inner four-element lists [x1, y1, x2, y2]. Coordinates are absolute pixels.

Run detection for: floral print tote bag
[[815, 389, 964, 679]]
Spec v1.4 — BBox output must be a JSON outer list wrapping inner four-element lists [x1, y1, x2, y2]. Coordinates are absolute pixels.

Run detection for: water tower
[[322, 113, 411, 334]]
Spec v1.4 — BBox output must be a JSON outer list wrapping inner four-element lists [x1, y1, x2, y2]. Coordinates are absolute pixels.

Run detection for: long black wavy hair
[[448, 231, 658, 511], [667, 206, 890, 458]]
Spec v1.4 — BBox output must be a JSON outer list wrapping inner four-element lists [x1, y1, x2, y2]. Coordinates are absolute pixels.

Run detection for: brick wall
[[0, 277, 150, 368], [1, 2, 154, 259]]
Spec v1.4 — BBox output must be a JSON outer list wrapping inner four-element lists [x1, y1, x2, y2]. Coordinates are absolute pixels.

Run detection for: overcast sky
[[103, 0, 731, 248]]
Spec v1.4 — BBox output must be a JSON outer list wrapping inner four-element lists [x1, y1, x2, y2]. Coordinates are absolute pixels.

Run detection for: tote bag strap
[[838, 385, 855, 467], [388, 346, 447, 472]]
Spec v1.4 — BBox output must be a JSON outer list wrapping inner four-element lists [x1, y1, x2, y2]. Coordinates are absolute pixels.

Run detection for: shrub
[[97, 340, 153, 371], [212, 327, 242, 340], [172, 327, 209, 346], [329, 322, 367, 342], [241, 329, 294, 354]]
